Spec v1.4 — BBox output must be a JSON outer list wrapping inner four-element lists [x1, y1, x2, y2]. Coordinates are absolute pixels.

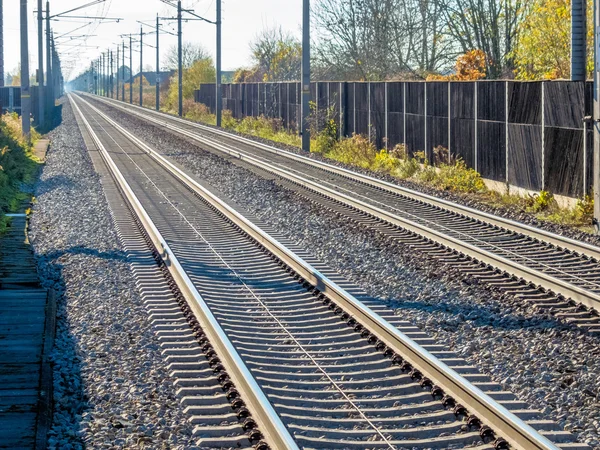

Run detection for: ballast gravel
[[28, 100, 197, 449], [92, 100, 600, 449]]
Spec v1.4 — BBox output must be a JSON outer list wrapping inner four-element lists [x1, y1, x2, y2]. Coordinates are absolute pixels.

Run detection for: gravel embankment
[[93, 99, 600, 449], [28, 99, 196, 449]]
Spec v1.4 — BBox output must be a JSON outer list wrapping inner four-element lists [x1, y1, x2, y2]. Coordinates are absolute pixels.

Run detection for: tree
[[312, 0, 454, 80], [9, 64, 21, 86], [163, 42, 211, 70], [511, 0, 593, 80], [250, 27, 302, 81], [438, 0, 528, 78], [165, 57, 216, 111], [427, 49, 487, 80], [232, 67, 260, 83]]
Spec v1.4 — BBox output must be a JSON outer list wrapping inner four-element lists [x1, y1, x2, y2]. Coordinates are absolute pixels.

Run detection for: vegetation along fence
[[195, 81, 593, 199]]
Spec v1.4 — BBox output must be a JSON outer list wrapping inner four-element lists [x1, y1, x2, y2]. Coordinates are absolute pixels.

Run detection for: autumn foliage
[[426, 50, 487, 81], [512, 0, 593, 80]]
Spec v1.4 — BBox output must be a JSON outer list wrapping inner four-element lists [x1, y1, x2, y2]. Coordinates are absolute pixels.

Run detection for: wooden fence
[[195, 81, 593, 199]]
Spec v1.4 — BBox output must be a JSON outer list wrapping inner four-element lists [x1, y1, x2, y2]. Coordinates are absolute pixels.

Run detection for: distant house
[[126, 70, 176, 86]]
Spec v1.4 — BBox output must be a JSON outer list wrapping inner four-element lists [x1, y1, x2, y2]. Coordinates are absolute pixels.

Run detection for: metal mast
[[177, 0, 182, 116], [216, 0, 222, 126], [20, 0, 31, 139], [301, 0, 311, 151]]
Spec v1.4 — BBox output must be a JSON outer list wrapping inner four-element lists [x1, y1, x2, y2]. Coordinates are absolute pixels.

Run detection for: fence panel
[[450, 82, 475, 168], [507, 82, 543, 191], [194, 79, 594, 198]]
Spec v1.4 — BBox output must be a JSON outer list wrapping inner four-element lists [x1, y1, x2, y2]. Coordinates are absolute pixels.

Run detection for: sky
[[3, 0, 303, 81]]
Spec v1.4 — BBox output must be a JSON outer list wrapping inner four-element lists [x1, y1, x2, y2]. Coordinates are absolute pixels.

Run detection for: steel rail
[[83, 93, 600, 310], [73, 92, 561, 450], [69, 94, 299, 450], [85, 93, 600, 261]]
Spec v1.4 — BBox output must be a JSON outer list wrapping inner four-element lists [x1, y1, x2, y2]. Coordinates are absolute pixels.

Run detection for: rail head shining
[[69, 94, 299, 450], [75, 92, 561, 450], [85, 92, 600, 262]]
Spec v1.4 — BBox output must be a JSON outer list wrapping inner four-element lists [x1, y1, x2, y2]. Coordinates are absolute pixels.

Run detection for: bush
[[328, 134, 378, 169], [575, 195, 594, 222], [372, 149, 401, 172], [528, 190, 556, 213], [434, 159, 487, 193], [0, 113, 41, 233], [182, 100, 215, 124]]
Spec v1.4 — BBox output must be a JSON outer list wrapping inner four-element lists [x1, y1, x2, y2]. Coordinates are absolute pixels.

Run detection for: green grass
[[0, 113, 42, 234]]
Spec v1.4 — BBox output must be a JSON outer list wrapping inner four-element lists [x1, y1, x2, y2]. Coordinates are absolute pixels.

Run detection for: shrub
[[528, 190, 556, 213], [372, 149, 401, 172], [0, 113, 41, 233], [328, 134, 378, 169], [222, 110, 237, 130], [434, 159, 487, 193], [575, 195, 594, 222], [433, 145, 455, 166], [312, 118, 338, 154], [182, 100, 215, 124], [395, 158, 421, 179]]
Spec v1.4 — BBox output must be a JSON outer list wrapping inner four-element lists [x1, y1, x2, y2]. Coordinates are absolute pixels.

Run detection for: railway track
[[70, 92, 589, 449], [85, 93, 600, 332]]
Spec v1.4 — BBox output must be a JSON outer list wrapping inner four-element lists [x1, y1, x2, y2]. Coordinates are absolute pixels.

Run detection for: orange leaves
[[427, 50, 487, 81]]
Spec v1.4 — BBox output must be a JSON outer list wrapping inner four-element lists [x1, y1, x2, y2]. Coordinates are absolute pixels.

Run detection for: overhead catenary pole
[[178, 0, 182, 117], [20, 0, 31, 139], [129, 35, 132, 103], [594, 0, 600, 232], [572, 0, 587, 81], [301, 0, 310, 151], [0, 0, 4, 87], [156, 14, 159, 111], [101, 52, 104, 96], [122, 40, 125, 100], [110, 49, 113, 98], [139, 26, 143, 106], [37, 0, 44, 125], [45, 1, 52, 105], [116, 44, 119, 100], [216, 0, 222, 126]]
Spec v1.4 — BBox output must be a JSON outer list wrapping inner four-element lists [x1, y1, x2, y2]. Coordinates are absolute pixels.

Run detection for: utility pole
[[216, 0, 222, 126], [46, 1, 52, 107], [301, 0, 310, 151], [594, 0, 600, 231], [101, 53, 104, 96], [129, 34, 132, 103], [116, 45, 119, 100], [0, 0, 4, 87], [156, 14, 159, 111], [572, 0, 587, 81], [178, 0, 182, 116], [20, 0, 31, 139], [110, 50, 113, 98], [104, 52, 108, 96], [139, 26, 143, 106], [37, 0, 44, 126], [122, 40, 125, 100]]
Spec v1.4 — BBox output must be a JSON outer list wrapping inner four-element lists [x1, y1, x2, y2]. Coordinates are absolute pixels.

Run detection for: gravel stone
[[95, 101, 600, 449], [28, 99, 197, 449]]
